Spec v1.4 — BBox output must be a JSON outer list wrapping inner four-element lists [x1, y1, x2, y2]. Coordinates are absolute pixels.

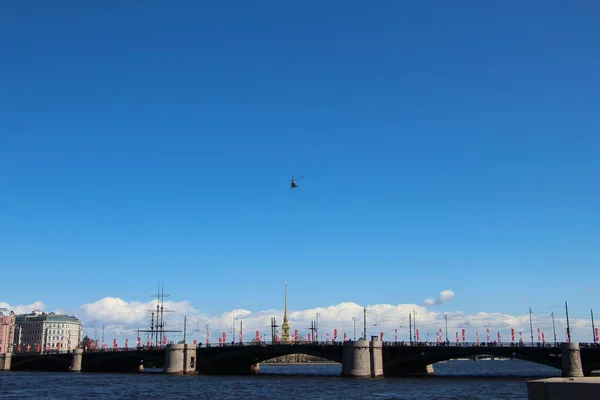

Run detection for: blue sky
[[1, 0, 599, 324]]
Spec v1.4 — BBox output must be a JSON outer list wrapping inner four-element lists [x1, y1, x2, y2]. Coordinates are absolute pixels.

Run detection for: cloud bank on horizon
[[1, 289, 595, 344]]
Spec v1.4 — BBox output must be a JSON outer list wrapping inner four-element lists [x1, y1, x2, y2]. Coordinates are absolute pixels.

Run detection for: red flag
[[239, 331, 243, 343], [511, 328, 515, 342], [218, 338, 222, 346], [333, 329, 338, 341], [113, 339, 117, 349], [416, 329, 420, 341], [461, 329, 466, 342], [255, 331, 259, 341], [542, 332, 546, 344], [455, 332, 459, 343], [137, 337, 141, 347], [294, 329, 298, 341], [595, 327, 599, 342], [486, 328, 490, 342], [308, 333, 311, 342], [497, 332, 501, 343], [380, 332, 383, 341], [275, 329, 279, 343], [163, 336, 167, 345], [394, 328, 398, 341]]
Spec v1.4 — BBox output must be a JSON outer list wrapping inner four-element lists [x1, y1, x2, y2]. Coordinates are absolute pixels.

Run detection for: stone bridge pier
[[341, 337, 384, 378], [0, 353, 12, 371], [561, 342, 584, 377], [70, 349, 83, 372], [163, 344, 197, 374]]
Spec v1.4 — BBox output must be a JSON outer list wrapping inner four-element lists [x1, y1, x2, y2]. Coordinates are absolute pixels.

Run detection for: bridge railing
[[380, 341, 600, 348], [16, 341, 600, 355], [199, 341, 346, 348]]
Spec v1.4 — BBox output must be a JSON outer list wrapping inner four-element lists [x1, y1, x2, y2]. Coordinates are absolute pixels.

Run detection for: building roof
[[15, 311, 81, 324]]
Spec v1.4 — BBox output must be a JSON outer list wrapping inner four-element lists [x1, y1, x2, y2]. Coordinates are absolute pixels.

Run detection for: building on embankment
[[0, 308, 16, 353], [13, 310, 82, 353]]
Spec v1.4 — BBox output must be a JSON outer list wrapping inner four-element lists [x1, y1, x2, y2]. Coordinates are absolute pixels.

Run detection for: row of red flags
[[17, 327, 600, 351]]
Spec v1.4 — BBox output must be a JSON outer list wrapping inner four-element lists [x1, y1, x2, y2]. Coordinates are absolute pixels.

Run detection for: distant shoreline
[[261, 362, 340, 365]]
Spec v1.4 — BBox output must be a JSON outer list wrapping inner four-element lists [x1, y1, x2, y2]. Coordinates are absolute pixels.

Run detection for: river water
[[0, 360, 560, 399]]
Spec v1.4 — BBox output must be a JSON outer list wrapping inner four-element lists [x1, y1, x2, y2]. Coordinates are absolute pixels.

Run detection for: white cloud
[[2, 296, 595, 346], [0, 301, 46, 315], [423, 290, 455, 306]]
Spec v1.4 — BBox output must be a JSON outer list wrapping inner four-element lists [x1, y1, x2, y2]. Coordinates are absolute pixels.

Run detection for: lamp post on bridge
[[232, 317, 237, 345], [444, 314, 448, 343], [413, 310, 417, 342], [529, 308, 534, 346], [565, 301, 572, 343], [551, 312, 557, 346], [591, 309, 596, 344]]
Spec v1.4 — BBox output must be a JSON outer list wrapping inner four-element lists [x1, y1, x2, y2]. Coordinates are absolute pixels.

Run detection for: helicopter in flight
[[290, 175, 307, 189]]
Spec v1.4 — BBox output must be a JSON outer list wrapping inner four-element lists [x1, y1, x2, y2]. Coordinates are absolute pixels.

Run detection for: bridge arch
[[196, 344, 343, 375], [83, 350, 165, 372], [382, 345, 562, 376], [11, 354, 72, 372]]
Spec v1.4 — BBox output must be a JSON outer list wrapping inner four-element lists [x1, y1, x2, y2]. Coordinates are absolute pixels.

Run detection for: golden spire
[[281, 280, 291, 342], [284, 280, 288, 318]]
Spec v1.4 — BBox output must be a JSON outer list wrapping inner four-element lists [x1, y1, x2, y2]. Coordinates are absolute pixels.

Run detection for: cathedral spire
[[281, 280, 291, 342], [284, 280, 288, 317]]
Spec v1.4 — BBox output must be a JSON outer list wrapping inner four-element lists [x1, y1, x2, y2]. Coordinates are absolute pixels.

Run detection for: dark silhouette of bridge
[[8, 342, 600, 376], [196, 343, 344, 374], [195, 342, 600, 376], [11, 349, 164, 373]]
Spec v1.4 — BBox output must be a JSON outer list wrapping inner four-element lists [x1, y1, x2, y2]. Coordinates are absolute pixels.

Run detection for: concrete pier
[[527, 341, 600, 399], [369, 338, 384, 377], [0, 353, 12, 371], [527, 377, 600, 400], [341, 338, 383, 378], [424, 364, 436, 376], [70, 349, 83, 372], [163, 344, 197, 374], [561, 343, 584, 378]]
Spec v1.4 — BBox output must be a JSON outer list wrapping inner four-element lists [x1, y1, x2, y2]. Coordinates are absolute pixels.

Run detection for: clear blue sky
[[1, 1, 598, 318]]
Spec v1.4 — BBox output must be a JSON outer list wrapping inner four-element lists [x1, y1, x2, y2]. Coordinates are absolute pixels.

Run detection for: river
[[0, 359, 560, 399]]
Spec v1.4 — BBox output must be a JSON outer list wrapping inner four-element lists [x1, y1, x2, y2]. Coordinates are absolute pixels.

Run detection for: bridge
[[4, 341, 600, 377], [9, 349, 165, 373], [195, 341, 600, 377]]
